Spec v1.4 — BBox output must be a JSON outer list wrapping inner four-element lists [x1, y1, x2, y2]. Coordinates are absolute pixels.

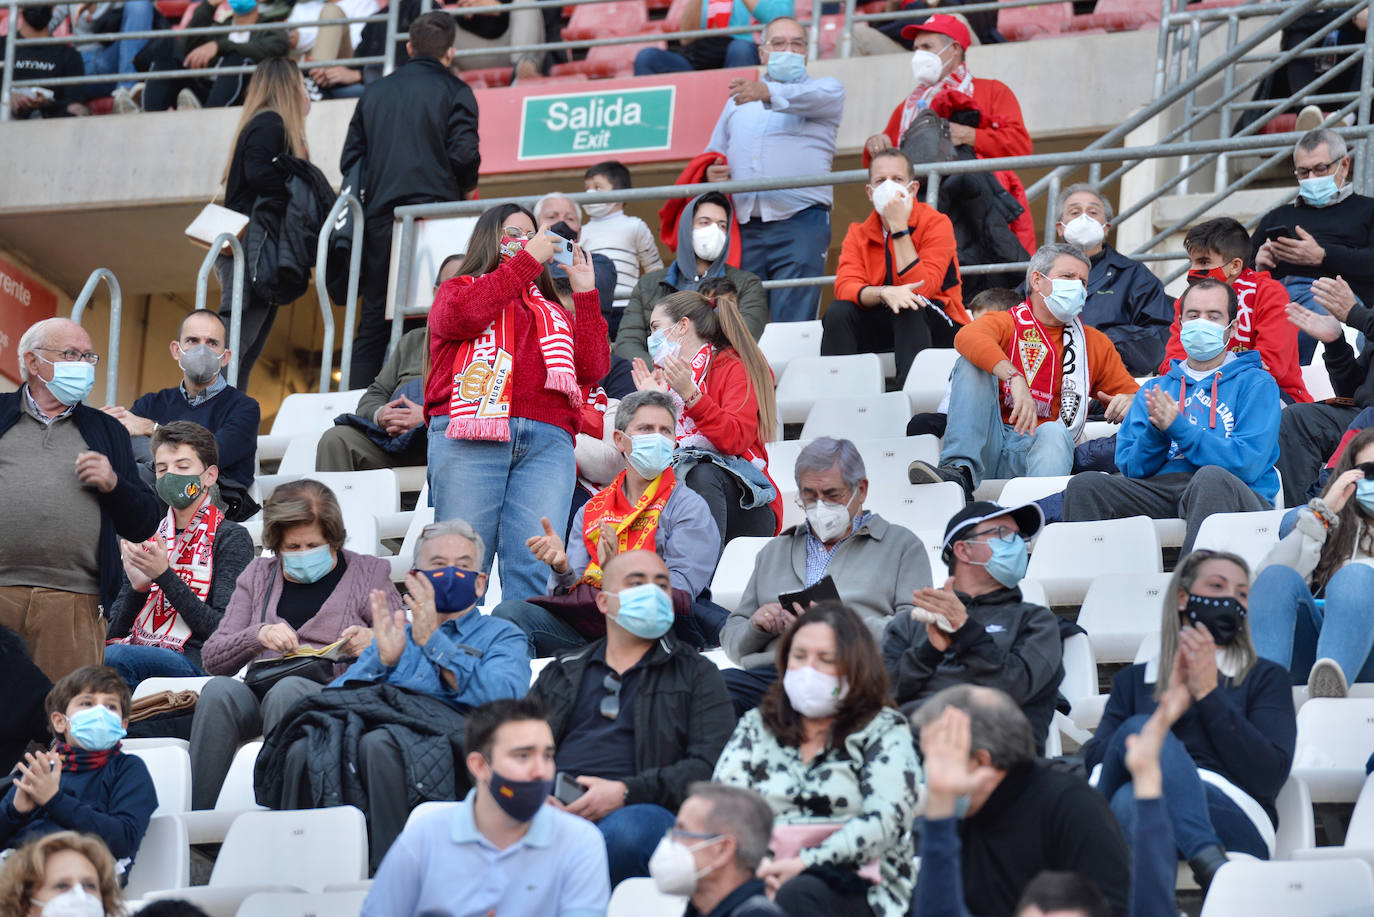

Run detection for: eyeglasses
[[765, 38, 808, 52], [669, 827, 723, 843], [795, 489, 853, 510], [966, 525, 1023, 542], [35, 347, 100, 366], [501, 227, 536, 239], [600, 671, 623, 720], [1294, 159, 1341, 180]]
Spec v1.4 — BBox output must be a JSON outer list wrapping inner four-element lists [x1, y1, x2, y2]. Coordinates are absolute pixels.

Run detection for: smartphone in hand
[[554, 772, 586, 805]]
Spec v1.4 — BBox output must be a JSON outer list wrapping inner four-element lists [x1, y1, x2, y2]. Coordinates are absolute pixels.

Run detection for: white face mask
[[692, 223, 727, 262], [871, 178, 910, 217], [910, 47, 944, 86], [783, 665, 848, 718], [1061, 213, 1106, 250], [583, 201, 616, 219], [648, 834, 721, 896], [804, 490, 856, 542], [34, 888, 104, 917]]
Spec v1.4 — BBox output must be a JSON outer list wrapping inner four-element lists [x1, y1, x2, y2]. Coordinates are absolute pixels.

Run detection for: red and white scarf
[[1004, 301, 1091, 444], [118, 503, 222, 653], [900, 62, 976, 135], [445, 276, 579, 442], [674, 344, 767, 470]]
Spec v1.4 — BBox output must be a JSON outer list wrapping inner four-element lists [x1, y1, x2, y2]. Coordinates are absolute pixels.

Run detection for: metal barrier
[[69, 268, 121, 406], [315, 192, 364, 393], [194, 234, 246, 388]]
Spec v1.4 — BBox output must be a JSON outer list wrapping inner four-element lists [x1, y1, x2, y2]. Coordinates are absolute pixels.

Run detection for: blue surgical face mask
[[1298, 174, 1339, 207], [1180, 318, 1230, 362], [38, 356, 95, 406], [416, 566, 480, 613], [281, 544, 335, 584], [1356, 479, 1374, 515], [627, 432, 675, 479], [227, 0, 257, 14], [608, 582, 675, 640], [66, 705, 126, 751], [970, 533, 1028, 588], [765, 50, 807, 83], [647, 329, 680, 367], [1041, 277, 1086, 323]]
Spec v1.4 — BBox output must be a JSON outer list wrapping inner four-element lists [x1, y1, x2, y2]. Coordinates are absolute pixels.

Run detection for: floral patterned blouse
[[712, 706, 922, 917]]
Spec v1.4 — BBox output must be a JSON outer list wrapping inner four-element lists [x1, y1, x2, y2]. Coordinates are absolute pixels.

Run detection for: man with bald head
[[0, 318, 159, 680], [528, 549, 734, 887]]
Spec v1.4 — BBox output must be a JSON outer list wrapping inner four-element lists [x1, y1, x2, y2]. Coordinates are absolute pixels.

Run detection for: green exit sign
[[518, 86, 676, 160]]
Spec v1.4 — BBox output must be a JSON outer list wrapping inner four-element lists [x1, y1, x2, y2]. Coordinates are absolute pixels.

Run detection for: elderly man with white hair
[[534, 191, 620, 321], [0, 317, 159, 680]]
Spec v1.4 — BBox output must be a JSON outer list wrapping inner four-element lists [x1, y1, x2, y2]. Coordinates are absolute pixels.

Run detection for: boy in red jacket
[[1160, 217, 1311, 403]]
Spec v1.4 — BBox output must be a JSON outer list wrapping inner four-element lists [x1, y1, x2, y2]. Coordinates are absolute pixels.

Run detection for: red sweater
[[1159, 268, 1311, 403], [686, 348, 784, 532], [424, 250, 610, 438]]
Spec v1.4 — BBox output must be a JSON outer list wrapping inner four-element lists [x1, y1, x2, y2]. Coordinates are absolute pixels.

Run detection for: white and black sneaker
[[1308, 657, 1348, 698], [908, 461, 972, 501], [176, 88, 202, 110], [303, 75, 324, 101]]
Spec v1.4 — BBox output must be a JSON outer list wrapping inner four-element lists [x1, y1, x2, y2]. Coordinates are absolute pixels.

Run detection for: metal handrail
[[315, 192, 364, 393], [69, 268, 121, 406], [195, 234, 246, 388]]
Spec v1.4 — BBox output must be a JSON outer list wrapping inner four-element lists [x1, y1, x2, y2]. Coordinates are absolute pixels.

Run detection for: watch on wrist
[[890, 227, 911, 239]]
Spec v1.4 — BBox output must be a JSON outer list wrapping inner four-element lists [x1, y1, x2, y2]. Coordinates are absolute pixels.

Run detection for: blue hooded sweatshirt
[[1115, 350, 1281, 500]]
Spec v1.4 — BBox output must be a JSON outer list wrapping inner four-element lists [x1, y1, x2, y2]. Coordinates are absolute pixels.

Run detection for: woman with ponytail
[[1249, 428, 1374, 698], [631, 280, 783, 545]]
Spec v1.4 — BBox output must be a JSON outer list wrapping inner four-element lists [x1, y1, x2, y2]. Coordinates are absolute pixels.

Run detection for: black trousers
[[216, 255, 276, 390], [143, 45, 252, 110], [350, 213, 399, 389], [775, 872, 876, 917], [1276, 401, 1360, 506], [821, 299, 958, 384], [683, 462, 776, 550]]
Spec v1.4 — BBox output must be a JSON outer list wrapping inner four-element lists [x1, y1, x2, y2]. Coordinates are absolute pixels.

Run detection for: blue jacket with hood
[[1115, 350, 1281, 500]]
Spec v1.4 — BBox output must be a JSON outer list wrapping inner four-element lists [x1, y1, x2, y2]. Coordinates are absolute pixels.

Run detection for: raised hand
[[526, 516, 569, 574]]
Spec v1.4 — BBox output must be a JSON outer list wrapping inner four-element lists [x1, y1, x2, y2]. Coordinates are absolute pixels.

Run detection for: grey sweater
[[721, 514, 931, 670], [105, 518, 254, 670]]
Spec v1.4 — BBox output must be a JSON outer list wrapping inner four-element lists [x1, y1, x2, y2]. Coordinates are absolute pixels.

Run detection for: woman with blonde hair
[[1082, 549, 1296, 892], [0, 831, 122, 917], [632, 281, 783, 545], [217, 57, 312, 388]]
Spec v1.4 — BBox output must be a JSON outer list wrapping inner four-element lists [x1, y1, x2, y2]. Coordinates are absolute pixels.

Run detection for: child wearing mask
[[579, 161, 665, 323]]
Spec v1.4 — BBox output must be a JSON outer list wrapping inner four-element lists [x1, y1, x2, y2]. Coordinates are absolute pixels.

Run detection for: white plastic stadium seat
[[1294, 774, 1374, 870], [1191, 508, 1289, 572], [127, 745, 192, 815], [235, 890, 368, 917], [1292, 698, 1374, 804], [1197, 857, 1374, 917], [775, 354, 883, 424], [709, 537, 772, 612], [800, 392, 912, 441], [916, 531, 949, 583], [758, 320, 822, 378], [880, 482, 967, 544], [124, 815, 190, 899], [257, 390, 367, 468], [1273, 774, 1316, 859], [902, 348, 959, 414], [608, 877, 688, 917], [1025, 516, 1162, 606], [390, 505, 435, 582], [1059, 633, 1098, 709], [996, 475, 1072, 509], [765, 439, 809, 487], [1301, 362, 1336, 402], [180, 740, 266, 845], [851, 435, 940, 498], [275, 432, 325, 475], [131, 676, 214, 702], [1076, 572, 1174, 664]]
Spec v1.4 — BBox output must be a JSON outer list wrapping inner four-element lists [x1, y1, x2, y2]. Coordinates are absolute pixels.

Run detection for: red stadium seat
[[997, 0, 1072, 40], [1068, 0, 1160, 31], [563, 0, 648, 41], [87, 96, 115, 115], [650, 0, 694, 32], [156, 0, 192, 21], [458, 66, 513, 87], [550, 40, 663, 78]]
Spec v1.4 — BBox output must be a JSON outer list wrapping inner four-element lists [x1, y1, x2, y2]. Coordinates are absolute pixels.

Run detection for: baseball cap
[[939, 500, 1044, 564], [901, 13, 972, 49]]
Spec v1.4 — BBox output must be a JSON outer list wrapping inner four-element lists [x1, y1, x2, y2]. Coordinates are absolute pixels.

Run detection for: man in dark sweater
[[1253, 127, 1374, 364], [910, 686, 1132, 917], [102, 310, 260, 519], [882, 500, 1063, 753], [0, 319, 160, 682], [1, 4, 86, 119], [340, 10, 481, 388]]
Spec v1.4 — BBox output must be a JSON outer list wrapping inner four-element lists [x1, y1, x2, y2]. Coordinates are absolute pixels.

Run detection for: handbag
[[185, 202, 249, 251], [242, 564, 347, 699], [770, 824, 882, 885]]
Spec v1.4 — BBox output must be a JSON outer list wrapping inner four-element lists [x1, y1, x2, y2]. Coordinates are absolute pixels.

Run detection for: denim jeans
[[597, 803, 676, 886], [938, 357, 1076, 487], [103, 644, 205, 690], [1249, 563, 1374, 685], [492, 599, 586, 658], [738, 206, 831, 323], [1281, 276, 1324, 366], [632, 38, 758, 75], [427, 415, 576, 607], [79, 0, 155, 95], [1097, 714, 1269, 859]]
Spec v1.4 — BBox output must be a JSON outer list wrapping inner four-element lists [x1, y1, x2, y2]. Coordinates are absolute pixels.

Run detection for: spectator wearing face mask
[[580, 161, 665, 327], [0, 4, 86, 119], [1082, 550, 1295, 894], [821, 147, 966, 384], [100, 311, 260, 520], [615, 193, 767, 368], [534, 192, 621, 332], [704, 16, 844, 323], [1063, 280, 1282, 554]]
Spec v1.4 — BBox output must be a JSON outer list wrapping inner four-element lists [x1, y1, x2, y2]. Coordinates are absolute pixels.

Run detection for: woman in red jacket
[[632, 283, 783, 546], [425, 203, 609, 605]]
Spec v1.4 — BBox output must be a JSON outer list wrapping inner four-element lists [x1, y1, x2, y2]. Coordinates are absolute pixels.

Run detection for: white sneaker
[[1296, 104, 1324, 133], [176, 88, 202, 111], [1308, 657, 1348, 698], [111, 86, 138, 114]]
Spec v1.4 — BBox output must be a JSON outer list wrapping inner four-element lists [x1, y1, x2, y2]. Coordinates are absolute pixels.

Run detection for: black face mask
[[21, 6, 53, 30], [1183, 594, 1246, 646]]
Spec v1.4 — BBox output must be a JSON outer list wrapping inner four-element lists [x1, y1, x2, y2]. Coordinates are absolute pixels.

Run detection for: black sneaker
[[908, 461, 973, 500], [1187, 844, 1229, 892]]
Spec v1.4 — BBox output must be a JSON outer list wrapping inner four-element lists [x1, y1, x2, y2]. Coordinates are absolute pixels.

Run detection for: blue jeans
[[598, 803, 675, 886], [938, 357, 1076, 487], [79, 0, 155, 95], [1098, 714, 1269, 860], [103, 644, 206, 689], [1282, 276, 1325, 366], [633, 38, 758, 75], [427, 415, 576, 607], [1249, 563, 1374, 685], [492, 600, 586, 658], [738, 206, 831, 323]]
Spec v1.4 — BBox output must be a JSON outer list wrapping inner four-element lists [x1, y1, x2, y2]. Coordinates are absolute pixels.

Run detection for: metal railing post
[[1043, 174, 1060, 248], [1361, 12, 1374, 195], [384, 0, 399, 76], [1, 0, 18, 123], [194, 235, 245, 388], [69, 268, 122, 407], [316, 193, 365, 393], [838, 0, 856, 59], [1214, 12, 1241, 193], [386, 214, 418, 365]]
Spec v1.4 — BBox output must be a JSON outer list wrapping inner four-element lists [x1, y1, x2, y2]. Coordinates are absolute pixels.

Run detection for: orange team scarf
[[445, 275, 579, 442], [111, 502, 223, 653], [1004, 300, 1091, 442], [579, 468, 677, 587]]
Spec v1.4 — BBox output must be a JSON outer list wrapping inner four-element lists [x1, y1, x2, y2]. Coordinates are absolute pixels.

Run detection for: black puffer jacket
[[530, 636, 734, 811]]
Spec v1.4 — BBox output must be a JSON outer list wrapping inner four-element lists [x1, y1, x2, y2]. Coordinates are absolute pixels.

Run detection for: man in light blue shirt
[[705, 16, 845, 323], [364, 697, 611, 917]]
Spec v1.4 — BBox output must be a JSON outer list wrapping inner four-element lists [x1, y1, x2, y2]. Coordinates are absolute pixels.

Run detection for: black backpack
[[244, 154, 335, 305]]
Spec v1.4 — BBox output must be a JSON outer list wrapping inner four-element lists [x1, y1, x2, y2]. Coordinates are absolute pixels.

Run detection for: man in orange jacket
[[909, 243, 1140, 497], [821, 148, 968, 384]]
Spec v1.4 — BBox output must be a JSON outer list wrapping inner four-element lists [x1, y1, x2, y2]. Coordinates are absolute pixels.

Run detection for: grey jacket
[[881, 585, 1063, 751], [721, 513, 931, 670]]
